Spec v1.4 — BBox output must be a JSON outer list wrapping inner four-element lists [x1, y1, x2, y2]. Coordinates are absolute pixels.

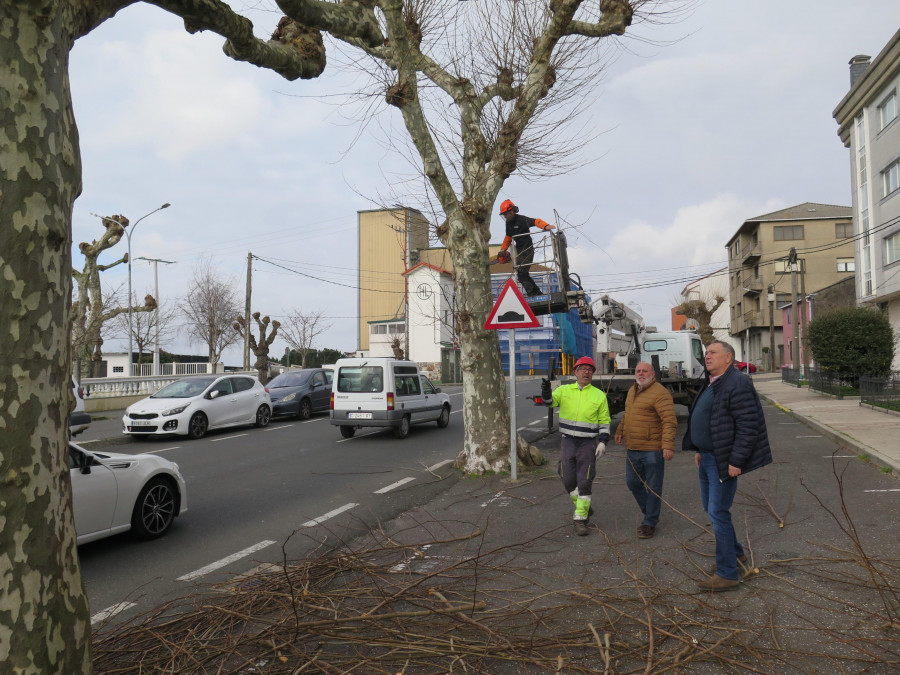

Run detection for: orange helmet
[[499, 199, 518, 215], [574, 356, 596, 372]]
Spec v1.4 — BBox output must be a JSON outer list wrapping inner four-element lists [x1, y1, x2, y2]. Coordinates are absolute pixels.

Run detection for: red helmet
[[499, 199, 518, 215], [574, 356, 596, 372]]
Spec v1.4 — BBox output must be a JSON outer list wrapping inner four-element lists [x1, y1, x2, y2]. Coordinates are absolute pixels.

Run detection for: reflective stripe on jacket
[[551, 382, 611, 438]]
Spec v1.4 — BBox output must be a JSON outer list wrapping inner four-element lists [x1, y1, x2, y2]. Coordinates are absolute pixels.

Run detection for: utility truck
[[589, 295, 706, 415]]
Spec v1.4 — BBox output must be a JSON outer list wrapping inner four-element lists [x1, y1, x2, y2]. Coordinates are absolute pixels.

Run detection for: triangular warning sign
[[484, 278, 540, 329]]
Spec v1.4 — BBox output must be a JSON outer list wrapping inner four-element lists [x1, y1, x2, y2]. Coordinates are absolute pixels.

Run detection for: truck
[[588, 295, 706, 416]]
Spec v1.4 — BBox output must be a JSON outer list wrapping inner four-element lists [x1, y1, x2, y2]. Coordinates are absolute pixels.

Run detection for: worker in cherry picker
[[541, 356, 611, 536], [496, 199, 555, 298]]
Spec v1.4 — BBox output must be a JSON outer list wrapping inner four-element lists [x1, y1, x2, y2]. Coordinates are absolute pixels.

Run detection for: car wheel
[[131, 477, 177, 540], [297, 398, 312, 421], [255, 404, 271, 427], [340, 425, 355, 439], [437, 405, 450, 428], [394, 415, 411, 439], [188, 412, 208, 439]]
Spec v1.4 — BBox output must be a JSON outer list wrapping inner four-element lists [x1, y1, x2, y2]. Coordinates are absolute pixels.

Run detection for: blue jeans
[[625, 450, 665, 527], [698, 452, 744, 580]]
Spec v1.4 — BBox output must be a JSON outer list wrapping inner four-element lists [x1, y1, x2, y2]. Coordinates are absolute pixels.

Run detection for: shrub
[[808, 307, 895, 376]]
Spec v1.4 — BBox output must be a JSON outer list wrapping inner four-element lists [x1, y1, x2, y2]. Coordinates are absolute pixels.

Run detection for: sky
[[68, 1, 900, 365]]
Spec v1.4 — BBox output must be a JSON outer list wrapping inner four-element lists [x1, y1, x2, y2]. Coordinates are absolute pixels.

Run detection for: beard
[[635, 375, 654, 389]]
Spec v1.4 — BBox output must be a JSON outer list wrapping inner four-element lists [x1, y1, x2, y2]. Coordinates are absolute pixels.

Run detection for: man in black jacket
[[497, 199, 555, 297], [683, 340, 772, 591]]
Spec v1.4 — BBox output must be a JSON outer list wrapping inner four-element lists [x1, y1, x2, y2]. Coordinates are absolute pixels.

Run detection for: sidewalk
[[751, 371, 900, 472]]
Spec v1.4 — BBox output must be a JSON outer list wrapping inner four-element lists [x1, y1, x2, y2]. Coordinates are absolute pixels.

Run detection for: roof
[[727, 202, 851, 244], [402, 261, 453, 277]]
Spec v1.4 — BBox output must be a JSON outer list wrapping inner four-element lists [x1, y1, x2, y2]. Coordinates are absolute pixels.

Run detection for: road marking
[[177, 540, 276, 582], [209, 433, 249, 442], [264, 425, 294, 432], [779, 422, 800, 425], [144, 446, 181, 454], [301, 503, 358, 527], [824, 455, 856, 458], [864, 489, 900, 493], [796, 435, 823, 438], [91, 602, 136, 625], [427, 459, 453, 472], [374, 477, 416, 494]]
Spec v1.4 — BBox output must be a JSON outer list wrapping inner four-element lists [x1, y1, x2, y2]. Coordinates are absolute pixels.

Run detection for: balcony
[[741, 242, 761, 263], [741, 276, 763, 296]]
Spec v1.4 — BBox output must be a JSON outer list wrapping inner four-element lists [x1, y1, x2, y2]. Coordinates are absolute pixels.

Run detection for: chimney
[[849, 55, 871, 87]]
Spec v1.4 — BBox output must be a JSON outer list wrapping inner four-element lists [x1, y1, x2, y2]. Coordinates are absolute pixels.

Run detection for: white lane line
[[209, 433, 249, 442], [91, 602, 136, 625], [779, 423, 800, 425], [864, 489, 900, 493], [824, 455, 856, 458], [374, 477, 416, 494], [145, 446, 181, 454], [177, 540, 276, 582], [796, 435, 823, 438], [301, 503, 358, 528], [265, 425, 294, 432], [427, 459, 453, 472], [451, 409, 462, 415]]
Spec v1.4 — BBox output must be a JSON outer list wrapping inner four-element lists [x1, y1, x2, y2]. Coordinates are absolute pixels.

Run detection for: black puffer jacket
[[682, 366, 772, 480]]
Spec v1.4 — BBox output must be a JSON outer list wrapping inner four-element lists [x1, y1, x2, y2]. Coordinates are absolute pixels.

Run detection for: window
[[388, 323, 404, 334], [642, 339, 669, 352], [835, 222, 853, 238], [774, 225, 804, 240], [836, 258, 855, 272], [231, 377, 254, 393], [878, 91, 897, 130], [882, 160, 900, 197], [776, 293, 792, 306], [395, 374, 421, 397], [774, 260, 789, 275], [372, 325, 387, 335], [885, 231, 900, 265], [113, 366, 124, 373]]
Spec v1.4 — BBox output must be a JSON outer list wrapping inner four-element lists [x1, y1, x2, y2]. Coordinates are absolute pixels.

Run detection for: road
[[78, 383, 557, 627]]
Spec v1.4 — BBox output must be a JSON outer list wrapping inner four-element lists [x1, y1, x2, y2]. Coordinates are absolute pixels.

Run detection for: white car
[[123, 374, 271, 439], [69, 442, 187, 545]]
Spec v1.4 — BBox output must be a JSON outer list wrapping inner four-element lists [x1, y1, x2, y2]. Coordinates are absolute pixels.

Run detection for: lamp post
[[92, 204, 170, 375], [136, 256, 175, 375]]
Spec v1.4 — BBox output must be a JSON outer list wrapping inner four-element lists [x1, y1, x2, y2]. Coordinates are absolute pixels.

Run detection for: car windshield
[[268, 371, 312, 388], [151, 377, 218, 399]]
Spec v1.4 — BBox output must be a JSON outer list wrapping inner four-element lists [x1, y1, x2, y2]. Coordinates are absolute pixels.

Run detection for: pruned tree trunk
[[0, 4, 92, 671]]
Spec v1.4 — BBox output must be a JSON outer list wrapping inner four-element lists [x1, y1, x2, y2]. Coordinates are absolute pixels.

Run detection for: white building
[[678, 267, 747, 359], [833, 28, 900, 370]]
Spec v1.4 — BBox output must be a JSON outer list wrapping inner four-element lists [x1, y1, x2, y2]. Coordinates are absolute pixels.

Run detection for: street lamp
[[93, 203, 170, 375]]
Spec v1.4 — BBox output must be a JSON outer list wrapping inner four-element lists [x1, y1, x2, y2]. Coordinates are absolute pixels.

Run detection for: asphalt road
[[77, 383, 559, 627]]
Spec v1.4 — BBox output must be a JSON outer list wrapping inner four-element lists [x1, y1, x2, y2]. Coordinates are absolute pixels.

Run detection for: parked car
[[122, 374, 271, 439], [330, 357, 451, 439], [268, 367, 333, 420], [734, 361, 757, 373], [70, 376, 91, 437], [69, 441, 187, 545]]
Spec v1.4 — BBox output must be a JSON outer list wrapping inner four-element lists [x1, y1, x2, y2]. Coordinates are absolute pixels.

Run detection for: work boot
[[697, 574, 740, 592], [637, 524, 655, 539], [574, 521, 589, 536]]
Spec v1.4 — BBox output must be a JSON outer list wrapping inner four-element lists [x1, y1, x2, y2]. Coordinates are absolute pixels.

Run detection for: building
[[833, 28, 900, 370], [726, 203, 855, 370], [675, 267, 740, 358], [780, 277, 856, 369]]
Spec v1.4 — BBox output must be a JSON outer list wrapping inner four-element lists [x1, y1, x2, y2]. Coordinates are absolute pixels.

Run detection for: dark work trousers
[[514, 242, 541, 295], [558, 435, 597, 520]]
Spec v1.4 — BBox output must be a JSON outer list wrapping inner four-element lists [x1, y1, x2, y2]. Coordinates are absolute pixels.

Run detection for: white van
[[638, 331, 705, 378], [330, 358, 451, 439]]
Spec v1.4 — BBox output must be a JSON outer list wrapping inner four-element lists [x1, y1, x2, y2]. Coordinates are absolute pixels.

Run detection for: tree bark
[[0, 3, 92, 671]]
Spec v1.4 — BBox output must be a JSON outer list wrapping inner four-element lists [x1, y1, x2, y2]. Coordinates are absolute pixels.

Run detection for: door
[[70, 447, 117, 540], [309, 370, 330, 411], [228, 376, 259, 424], [395, 372, 427, 422], [205, 377, 236, 427], [420, 375, 443, 421]]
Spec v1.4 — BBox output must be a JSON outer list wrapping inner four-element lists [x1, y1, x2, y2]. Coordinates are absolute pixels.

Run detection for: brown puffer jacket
[[619, 380, 677, 451]]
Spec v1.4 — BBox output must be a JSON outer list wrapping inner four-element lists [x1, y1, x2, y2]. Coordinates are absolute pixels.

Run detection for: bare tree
[[279, 309, 333, 368], [112, 296, 180, 371], [1, 2, 671, 668], [182, 259, 242, 372], [234, 312, 281, 383], [72, 214, 157, 378], [674, 294, 727, 346]]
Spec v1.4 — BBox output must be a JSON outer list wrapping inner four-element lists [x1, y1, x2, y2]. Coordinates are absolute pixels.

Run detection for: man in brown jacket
[[614, 362, 677, 539]]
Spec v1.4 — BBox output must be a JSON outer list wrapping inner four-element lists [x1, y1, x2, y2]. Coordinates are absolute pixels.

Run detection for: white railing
[[131, 362, 219, 377], [83, 370, 258, 399]]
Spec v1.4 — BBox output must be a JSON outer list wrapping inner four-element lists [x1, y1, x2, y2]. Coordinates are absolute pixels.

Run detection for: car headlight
[[162, 404, 190, 416], [280, 393, 297, 402]]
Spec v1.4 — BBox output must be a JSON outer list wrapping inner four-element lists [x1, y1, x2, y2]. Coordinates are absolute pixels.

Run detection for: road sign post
[[484, 278, 540, 480]]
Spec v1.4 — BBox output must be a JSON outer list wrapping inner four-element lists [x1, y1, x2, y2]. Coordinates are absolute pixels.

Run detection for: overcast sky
[[68, 1, 900, 364]]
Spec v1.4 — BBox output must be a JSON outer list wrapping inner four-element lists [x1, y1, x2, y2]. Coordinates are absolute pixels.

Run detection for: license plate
[[348, 412, 373, 420], [130, 420, 152, 426]]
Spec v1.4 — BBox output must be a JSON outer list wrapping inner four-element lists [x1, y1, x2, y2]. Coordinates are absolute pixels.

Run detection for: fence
[[132, 362, 217, 377], [859, 373, 900, 413], [781, 366, 802, 387], [807, 368, 859, 399]]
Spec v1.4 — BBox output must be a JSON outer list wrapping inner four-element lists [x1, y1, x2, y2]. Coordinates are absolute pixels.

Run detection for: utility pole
[[136, 256, 175, 376], [800, 257, 810, 377], [789, 248, 800, 378], [767, 284, 776, 372], [244, 252, 252, 372]]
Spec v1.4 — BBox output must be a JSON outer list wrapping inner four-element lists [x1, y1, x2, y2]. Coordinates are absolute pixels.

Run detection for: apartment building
[[726, 203, 855, 369], [833, 28, 900, 370]]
